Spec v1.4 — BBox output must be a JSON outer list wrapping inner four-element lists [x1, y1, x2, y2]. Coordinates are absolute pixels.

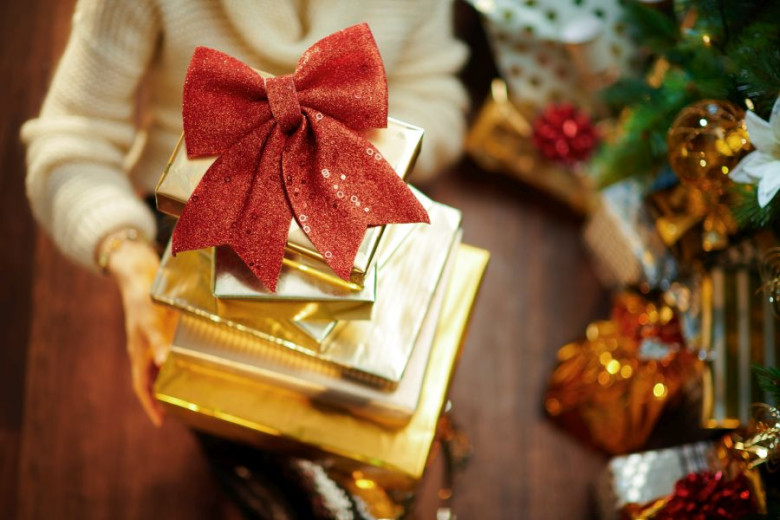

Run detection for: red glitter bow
[[171, 24, 429, 291]]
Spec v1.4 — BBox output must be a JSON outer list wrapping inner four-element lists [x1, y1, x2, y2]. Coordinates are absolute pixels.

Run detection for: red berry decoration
[[532, 104, 598, 164], [656, 471, 756, 520]]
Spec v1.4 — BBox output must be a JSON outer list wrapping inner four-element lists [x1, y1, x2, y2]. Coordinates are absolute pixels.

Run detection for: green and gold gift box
[[154, 243, 489, 488]]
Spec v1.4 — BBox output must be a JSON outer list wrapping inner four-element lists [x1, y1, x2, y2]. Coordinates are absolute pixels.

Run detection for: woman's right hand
[[105, 238, 178, 427]]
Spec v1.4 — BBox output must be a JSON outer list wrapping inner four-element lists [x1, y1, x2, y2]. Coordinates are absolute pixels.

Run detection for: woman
[[22, 0, 468, 426]]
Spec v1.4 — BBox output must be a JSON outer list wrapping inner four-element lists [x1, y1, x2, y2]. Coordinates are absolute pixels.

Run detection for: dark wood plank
[[426, 162, 609, 519], [0, 0, 77, 517]]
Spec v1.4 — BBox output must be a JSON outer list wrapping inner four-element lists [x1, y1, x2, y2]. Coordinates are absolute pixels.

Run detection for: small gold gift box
[[156, 116, 424, 287], [209, 188, 436, 321], [151, 200, 463, 387], [465, 79, 598, 215], [155, 244, 489, 488]]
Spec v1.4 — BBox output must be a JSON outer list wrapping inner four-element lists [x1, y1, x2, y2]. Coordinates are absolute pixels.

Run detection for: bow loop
[[182, 47, 271, 157], [295, 24, 388, 130], [172, 23, 428, 291]]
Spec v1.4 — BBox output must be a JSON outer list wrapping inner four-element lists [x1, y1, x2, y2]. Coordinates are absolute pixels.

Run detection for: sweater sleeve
[[385, 0, 469, 184], [21, 0, 161, 271]]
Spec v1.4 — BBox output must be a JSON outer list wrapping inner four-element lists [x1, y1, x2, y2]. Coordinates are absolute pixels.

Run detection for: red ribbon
[[171, 24, 429, 291]]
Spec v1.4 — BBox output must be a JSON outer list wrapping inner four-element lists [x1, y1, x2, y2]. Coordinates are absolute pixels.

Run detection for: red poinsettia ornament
[[532, 104, 598, 164], [171, 24, 429, 291]]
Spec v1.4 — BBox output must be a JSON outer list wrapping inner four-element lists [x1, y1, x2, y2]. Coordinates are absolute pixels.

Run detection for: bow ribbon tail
[[283, 114, 429, 280], [173, 124, 291, 291]]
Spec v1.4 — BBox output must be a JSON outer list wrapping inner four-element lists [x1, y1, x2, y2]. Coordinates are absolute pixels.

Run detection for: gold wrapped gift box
[[465, 79, 599, 215], [156, 116, 424, 287], [151, 200, 463, 388], [167, 229, 459, 428], [155, 244, 489, 488], [209, 188, 436, 321], [696, 254, 780, 429], [213, 245, 379, 322]]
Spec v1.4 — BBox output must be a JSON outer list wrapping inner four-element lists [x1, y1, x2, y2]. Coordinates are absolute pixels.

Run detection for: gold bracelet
[[96, 228, 146, 274]]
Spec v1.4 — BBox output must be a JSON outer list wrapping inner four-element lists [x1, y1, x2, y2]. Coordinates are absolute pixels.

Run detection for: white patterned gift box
[[583, 178, 678, 289], [595, 441, 714, 520], [467, 0, 637, 110]]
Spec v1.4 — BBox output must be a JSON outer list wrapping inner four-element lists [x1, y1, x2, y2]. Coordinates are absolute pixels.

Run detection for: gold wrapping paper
[[213, 246, 378, 322], [167, 230, 460, 427], [210, 187, 436, 317], [465, 79, 599, 215], [151, 200, 463, 387], [154, 244, 490, 485], [545, 292, 702, 454], [155, 117, 424, 286], [152, 247, 329, 353], [696, 253, 780, 429]]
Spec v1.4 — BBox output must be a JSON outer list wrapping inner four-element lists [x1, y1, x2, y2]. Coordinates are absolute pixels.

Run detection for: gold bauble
[[667, 99, 752, 189]]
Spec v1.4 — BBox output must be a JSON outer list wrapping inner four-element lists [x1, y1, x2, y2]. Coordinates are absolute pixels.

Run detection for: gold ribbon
[[653, 184, 737, 253], [730, 403, 780, 471]]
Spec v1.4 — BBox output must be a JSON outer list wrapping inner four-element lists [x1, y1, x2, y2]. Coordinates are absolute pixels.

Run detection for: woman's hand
[[105, 238, 178, 426]]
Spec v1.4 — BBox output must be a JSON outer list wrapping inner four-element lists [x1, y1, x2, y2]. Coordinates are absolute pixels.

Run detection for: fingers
[[147, 329, 169, 367], [128, 330, 165, 427], [131, 352, 165, 428]]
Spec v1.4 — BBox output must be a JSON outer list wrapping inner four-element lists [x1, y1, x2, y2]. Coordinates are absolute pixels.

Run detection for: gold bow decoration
[[730, 403, 780, 472], [652, 183, 738, 254]]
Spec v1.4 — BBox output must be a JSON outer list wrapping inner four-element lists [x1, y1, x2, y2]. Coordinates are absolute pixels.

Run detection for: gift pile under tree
[[466, 0, 779, 518], [148, 24, 489, 519]]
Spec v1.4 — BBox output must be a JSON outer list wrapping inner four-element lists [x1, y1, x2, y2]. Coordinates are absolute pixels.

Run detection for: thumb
[[148, 330, 170, 366]]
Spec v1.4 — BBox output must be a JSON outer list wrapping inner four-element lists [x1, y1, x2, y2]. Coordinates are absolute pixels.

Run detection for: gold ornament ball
[[667, 99, 752, 189]]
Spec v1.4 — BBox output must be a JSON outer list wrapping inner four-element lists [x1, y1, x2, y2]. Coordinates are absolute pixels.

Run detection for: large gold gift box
[[167, 229, 459, 428], [156, 117, 424, 287], [155, 243, 489, 487], [151, 200, 463, 387]]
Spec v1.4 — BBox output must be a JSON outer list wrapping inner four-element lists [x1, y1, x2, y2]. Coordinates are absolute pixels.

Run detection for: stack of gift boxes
[[149, 114, 489, 506]]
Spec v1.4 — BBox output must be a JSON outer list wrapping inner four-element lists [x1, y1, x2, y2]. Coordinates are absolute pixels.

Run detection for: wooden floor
[[1, 2, 613, 519]]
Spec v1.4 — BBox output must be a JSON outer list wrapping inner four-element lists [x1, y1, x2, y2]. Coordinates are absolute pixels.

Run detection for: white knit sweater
[[22, 0, 468, 271]]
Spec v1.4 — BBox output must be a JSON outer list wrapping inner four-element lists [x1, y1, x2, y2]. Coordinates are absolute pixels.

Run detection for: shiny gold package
[[167, 230, 461, 428], [693, 249, 780, 429], [545, 292, 702, 454], [151, 200, 463, 387], [209, 188, 436, 319], [465, 79, 598, 215], [212, 246, 378, 322], [155, 117, 423, 287], [154, 244, 490, 486]]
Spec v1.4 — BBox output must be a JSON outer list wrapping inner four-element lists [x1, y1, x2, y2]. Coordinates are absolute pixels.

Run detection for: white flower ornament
[[730, 96, 780, 207]]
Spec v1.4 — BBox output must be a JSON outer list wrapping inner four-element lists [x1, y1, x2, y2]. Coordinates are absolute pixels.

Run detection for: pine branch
[[623, 1, 678, 54], [731, 184, 780, 232], [753, 365, 780, 404]]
